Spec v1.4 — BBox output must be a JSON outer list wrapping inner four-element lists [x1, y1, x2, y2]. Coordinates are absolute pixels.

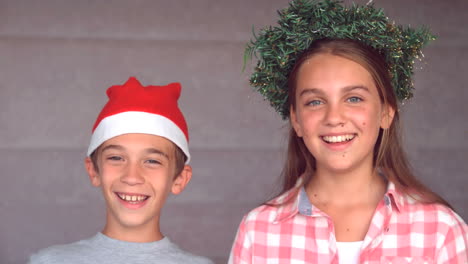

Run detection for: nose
[[120, 162, 145, 185], [324, 102, 345, 127]]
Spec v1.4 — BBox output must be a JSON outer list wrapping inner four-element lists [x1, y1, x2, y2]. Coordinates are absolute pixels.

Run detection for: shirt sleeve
[[27, 252, 50, 264], [436, 209, 468, 264], [228, 216, 252, 264]]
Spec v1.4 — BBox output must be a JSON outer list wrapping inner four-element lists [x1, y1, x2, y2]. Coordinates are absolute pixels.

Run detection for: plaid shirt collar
[[270, 176, 410, 224]]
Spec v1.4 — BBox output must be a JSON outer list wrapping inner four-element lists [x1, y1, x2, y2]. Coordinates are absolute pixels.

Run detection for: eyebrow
[[144, 148, 169, 159], [298, 85, 370, 97], [100, 144, 124, 153], [343, 85, 370, 93], [299, 88, 323, 97], [100, 145, 169, 159]]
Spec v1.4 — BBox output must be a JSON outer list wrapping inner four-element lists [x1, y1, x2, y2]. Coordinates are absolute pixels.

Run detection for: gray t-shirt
[[29, 233, 214, 264]]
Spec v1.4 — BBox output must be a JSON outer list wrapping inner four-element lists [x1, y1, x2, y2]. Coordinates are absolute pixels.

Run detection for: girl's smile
[[320, 133, 357, 151], [291, 53, 393, 174]]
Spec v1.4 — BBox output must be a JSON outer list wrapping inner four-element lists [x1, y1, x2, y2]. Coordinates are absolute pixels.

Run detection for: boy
[[29, 77, 214, 264]]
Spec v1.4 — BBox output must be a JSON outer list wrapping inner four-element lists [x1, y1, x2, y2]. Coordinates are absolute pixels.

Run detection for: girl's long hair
[[277, 38, 452, 209]]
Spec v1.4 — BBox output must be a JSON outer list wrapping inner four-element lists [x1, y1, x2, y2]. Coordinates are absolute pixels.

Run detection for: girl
[[229, 2, 468, 264]]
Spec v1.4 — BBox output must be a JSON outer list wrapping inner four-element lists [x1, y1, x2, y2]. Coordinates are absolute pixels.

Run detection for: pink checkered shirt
[[228, 178, 468, 264]]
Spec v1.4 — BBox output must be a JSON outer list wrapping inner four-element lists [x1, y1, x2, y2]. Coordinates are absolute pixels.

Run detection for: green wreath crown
[[244, 0, 435, 119]]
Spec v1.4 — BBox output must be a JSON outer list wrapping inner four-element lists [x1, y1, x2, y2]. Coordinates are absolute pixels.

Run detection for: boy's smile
[[115, 192, 150, 209], [85, 133, 191, 242], [116, 192, 150, 202]]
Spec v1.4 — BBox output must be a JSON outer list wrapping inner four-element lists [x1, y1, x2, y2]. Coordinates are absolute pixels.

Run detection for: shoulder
[[239, 202, 297, 235], [401, 196, 467, 228], [388, 183, 467, 231], [242, 204, 276, 225], [229, 203, 285, 262], [240, 188, 301, 229], [163, 239, 214, 264], [428, 203, 467, 235], [28, 238, 93, 264], [396, 196, 468, 247], [404, 202, 468, 260]]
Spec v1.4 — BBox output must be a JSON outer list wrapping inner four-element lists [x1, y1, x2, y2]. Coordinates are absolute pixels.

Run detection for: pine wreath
[[244, 0, 435, 119]]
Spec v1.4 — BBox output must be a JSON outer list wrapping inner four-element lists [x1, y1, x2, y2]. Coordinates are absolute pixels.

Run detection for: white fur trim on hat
[[87, 111, 190, 163]]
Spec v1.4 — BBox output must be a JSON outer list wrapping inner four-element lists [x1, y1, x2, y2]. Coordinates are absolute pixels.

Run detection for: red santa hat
[[87, 77, 190, 163]]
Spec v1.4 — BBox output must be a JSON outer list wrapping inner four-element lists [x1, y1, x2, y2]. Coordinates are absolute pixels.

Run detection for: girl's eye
[[306, 100, 323, 106], [347, 96, 362, 103]]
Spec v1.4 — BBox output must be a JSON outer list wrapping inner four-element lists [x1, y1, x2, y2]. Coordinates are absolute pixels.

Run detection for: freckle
[[314, 194, 317, 197], [362, 122, 366, 126], [341, 124, 344, 127], [346, 228, 350, 232]]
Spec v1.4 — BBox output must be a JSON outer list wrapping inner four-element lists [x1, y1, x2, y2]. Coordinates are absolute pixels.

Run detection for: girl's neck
[[306, 165, 386, 206]]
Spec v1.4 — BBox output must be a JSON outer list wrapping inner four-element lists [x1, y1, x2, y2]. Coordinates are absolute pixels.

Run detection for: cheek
[[365, 115, 384, 141], [99, 167, 123, 186], [148, 172, 172, 189], [99, 176, 114, 190], [297, 112, 320, 133], [298, 121, 314, 140], [362, 117, 380, 134], [353, 107, 381, 130]]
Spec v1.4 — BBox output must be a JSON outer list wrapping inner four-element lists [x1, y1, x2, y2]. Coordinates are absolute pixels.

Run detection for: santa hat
[[87, 77, 190, 163]]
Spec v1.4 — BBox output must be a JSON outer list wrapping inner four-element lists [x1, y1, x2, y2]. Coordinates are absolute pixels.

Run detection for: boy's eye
[[145, 159, 161, 165], [347, 96, 362, 103], [107, 156, 122, 161], [306, 100, 323, 106]]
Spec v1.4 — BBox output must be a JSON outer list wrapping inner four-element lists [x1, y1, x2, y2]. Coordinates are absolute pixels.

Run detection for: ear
[[380, 104, 395, 129], [85, 157, 101, 187], [290, 106, 303, 137], [171, 165, 192, 195]]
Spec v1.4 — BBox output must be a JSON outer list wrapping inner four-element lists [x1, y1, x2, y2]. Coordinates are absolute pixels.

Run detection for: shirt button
[[384, 196, 390, 206], [371, 239, 381, 248]]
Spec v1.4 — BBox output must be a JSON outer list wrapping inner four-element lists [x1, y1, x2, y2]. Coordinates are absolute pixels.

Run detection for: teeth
[[117, 193, 148, 202], [322, 134, 355, 143]]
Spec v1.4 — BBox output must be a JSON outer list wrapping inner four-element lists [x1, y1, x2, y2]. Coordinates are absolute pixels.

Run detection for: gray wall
[[0, 0, 467, 263]]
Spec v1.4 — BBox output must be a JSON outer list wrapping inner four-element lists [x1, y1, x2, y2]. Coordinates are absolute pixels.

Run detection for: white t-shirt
[[336, 241, 363, 264]]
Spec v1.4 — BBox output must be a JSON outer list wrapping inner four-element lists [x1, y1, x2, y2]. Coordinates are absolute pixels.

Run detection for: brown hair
[[90, 142, 187, 178], [278, 38, 452, 209]]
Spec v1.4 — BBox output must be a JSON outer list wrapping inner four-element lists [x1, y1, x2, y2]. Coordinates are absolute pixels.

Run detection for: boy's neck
[[102, 218, 163, 243]]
